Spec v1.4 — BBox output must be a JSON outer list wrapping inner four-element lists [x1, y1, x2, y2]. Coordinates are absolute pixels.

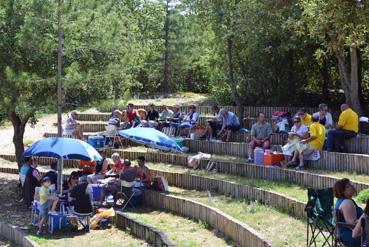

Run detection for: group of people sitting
[[246, 103, 359, 170], [19, 152, 151, 235]]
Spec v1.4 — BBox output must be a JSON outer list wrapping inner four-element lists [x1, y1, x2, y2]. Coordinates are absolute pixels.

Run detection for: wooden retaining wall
[[144, 190, 273, 247], [148, 169, 306, 220], [2, 150, 369, 193], [185, 139, 369, 174], [0, 222, 39, 247], [115, 212, 174, 246]]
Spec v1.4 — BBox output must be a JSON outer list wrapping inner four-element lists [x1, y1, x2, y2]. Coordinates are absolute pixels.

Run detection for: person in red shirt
[[124, 103, 141, 128], [105, 153, 124, 176]]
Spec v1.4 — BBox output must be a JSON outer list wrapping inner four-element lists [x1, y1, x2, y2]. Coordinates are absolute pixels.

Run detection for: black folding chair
[[305, 188, 335, 247], [334, 209, 358, 247]]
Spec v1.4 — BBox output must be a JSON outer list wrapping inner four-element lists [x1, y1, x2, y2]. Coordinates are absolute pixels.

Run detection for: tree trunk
[[162, 0, 170, 95], [9, 111, 27, 169], [335, 47, 362, 114], [226, 37, 242, 106], [349, 47, 362, 114]]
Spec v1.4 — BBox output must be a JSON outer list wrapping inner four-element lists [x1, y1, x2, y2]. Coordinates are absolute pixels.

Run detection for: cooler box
[[254, 147, 264, 165], [264, 153, 284, 166], [49, 213, 68, 233], [88, 136, 105, 149], [92, 184, 104, 201]]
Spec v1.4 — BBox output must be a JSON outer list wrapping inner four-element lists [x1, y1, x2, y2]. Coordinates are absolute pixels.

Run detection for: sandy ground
[[0, 114, 59, 154]]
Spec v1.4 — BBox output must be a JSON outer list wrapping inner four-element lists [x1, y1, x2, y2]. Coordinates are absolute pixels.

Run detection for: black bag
[[360, 122, 369, 135]]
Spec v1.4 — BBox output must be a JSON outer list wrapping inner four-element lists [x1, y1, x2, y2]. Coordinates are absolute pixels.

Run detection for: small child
[[37, 177, 59, 235]]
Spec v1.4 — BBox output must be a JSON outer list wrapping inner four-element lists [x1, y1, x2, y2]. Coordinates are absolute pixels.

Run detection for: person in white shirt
[[313, 103, 333, 130]]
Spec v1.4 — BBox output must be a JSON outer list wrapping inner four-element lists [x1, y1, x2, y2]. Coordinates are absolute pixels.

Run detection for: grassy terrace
[[168, 186, 318, 247], [126, 208, 233, 247], [146, 162, 308, 202]]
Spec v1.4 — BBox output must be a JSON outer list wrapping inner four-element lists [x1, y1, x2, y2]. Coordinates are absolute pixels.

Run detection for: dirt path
[[0, 114, 59, 154]]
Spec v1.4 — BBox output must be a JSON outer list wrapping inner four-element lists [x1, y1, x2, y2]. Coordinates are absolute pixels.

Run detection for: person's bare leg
[[248, 141, 255, 160], [226, 130, 231, 142], [51, 200, 58, 212], [298, 152, 304, 167]]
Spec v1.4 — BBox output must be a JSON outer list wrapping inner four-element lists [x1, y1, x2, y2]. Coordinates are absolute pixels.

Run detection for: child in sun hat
[[37, 176, 59, 235]]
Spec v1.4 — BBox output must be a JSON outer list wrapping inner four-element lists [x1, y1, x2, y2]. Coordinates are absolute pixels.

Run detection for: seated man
[[158, 105, 182, 130], [218, 109, 241, 142], [172, 105, 200, 134], [135, 156, 151, 188], [247, 112, 272, 163], [64, 111, 83, 139], [159, 105, 174, 121], [313, 103, 333, 130], [298, 108, 312, 127], [101, 159, 136, 202], [288, 115, 326, 170], [201, 105, 223, 140], [142, 103, 159, 128], [326, 104, 358, 152], [124, 103, 141, 129], [108, 110, 122, 128], [68, 176, 93, 232]]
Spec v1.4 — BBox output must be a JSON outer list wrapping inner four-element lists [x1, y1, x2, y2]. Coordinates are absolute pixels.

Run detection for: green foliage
[[356, 188, 369, 203]]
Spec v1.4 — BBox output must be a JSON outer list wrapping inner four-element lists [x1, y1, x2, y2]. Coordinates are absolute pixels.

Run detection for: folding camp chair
[[334, 209, 361, 247], [305, 188, 335, 247], [104, 125, 123, 147], [162, 126, 176, 137], [361, 217, 369, 246], [115, 181, 137, 212]]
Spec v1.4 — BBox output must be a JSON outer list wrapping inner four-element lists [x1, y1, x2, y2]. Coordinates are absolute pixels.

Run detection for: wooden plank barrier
[[185, 139, 369, 175], [0, 222, 40, 247], [115, 212, 174, 246], [2, 150, 369, 192], [147, 169, 306, 220], [144, 190, 273, 247]]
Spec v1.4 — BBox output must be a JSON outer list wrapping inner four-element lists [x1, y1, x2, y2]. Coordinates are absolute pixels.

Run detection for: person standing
[[247, 113, 272, 163], [326, 104, 358, 152]]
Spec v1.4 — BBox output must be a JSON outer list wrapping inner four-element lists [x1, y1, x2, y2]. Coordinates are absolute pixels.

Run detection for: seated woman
[[105, 153, 124, 177], [62, 172, 79, 194], [352, 199, 369, 241], [64, 111, 84, 140], [334, 178, 363, 246], [135, 156, 151, 188], [142, 103, 159, 128], [284, 117, 309, 166]]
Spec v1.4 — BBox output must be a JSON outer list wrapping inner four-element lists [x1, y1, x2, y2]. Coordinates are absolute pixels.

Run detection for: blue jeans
[[326, 129, 356, 152]]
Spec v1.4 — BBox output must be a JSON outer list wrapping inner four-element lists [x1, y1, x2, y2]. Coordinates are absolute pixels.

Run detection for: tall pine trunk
[[9, 111, 27, 169], [335, 47, 362, 114], [162, 0, 170, 95], [226, 37, 242, 106]]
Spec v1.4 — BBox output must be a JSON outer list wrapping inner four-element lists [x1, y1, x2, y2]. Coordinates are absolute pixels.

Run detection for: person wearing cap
[[37, 176, 59, 235], [108, 109, 122, 128], [124, 103, 141, 129], [64, 111, 84, 139], [288, 115, 326, 170], [297, 108, 312, 127], [218, 109, 240, 142], [142, 103, 159, 128], [326, 103, 359, 152], [284, 116, 309, 165], [68, 176, 93, 232]]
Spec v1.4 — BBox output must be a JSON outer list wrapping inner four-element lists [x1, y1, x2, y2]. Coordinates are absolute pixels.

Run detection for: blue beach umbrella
[[119, 128, 183, 153], [24, 137, 102, 161]]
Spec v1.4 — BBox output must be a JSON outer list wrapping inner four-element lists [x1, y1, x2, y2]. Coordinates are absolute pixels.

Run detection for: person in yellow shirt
[[298, 108, 312, 127], [326, 104, 358, 152], [289, 115, 326, 170]]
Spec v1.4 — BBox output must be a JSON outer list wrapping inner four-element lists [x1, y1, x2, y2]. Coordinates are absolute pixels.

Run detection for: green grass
[[126, 208, 233, 247], [146, 162, 308, 202], [169, 187, 320, 247], [313, 170, 369, 184]]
